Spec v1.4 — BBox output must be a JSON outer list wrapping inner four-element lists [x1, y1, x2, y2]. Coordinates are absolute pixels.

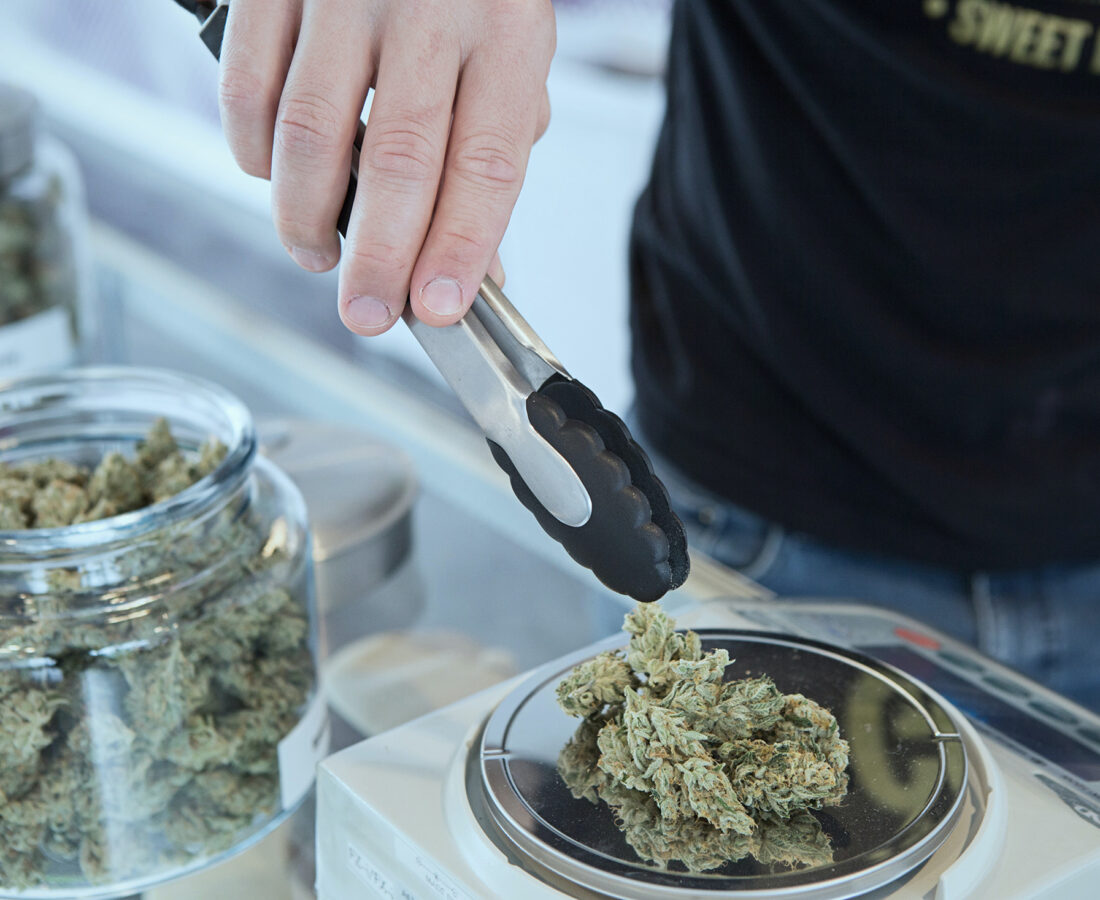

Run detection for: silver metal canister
[[260, 419, 420, 647]]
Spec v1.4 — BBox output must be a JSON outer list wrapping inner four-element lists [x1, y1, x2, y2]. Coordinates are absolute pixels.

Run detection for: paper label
[[0, 307, 76, 381], [394, 837, 473, 900], [346, 842, 416, 899], [277, 691, 331, 809]]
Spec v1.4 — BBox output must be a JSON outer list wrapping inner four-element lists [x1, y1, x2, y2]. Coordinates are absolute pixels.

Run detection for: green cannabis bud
[[0, 420, 314, 891], [0, 417, 229, 529], [556, 603, 847, 873]]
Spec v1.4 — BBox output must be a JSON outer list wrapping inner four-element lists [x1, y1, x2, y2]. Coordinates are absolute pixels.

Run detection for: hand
[[217, 0, 553, 334]]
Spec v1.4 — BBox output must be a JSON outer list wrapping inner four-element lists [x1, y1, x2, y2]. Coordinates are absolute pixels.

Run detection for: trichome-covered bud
[[556, 602, 849, 873]]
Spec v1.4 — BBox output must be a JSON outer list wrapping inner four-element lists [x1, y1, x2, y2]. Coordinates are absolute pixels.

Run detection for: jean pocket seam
[[1035, 588, 1065, 680], [969, 573, 1002, 658], [739, 524, 785, 581]]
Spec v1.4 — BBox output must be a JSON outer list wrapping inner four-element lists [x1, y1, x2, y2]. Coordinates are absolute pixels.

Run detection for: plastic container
[[0, 83, 91, 381], [0, 368, 324, 899]]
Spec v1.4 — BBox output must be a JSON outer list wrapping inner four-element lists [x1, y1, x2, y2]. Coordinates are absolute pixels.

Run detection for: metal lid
[[0, 83, 37, 181], [473, 630, 969, 899], [259, 419, 417, 611]]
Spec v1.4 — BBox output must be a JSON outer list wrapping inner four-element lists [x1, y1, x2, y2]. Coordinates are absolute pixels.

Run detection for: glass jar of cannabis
[[0, 368, 325, 898], [0, 83, 89, 381]]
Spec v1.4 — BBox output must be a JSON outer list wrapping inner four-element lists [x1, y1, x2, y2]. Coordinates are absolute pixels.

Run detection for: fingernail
[[420, 277, 464, 317], [288, 246, 333, 272], [344, 295, 393, 329]]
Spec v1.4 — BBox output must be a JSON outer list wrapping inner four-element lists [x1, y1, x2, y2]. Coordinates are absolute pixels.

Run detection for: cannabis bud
[[0, 419, 315, 891], [0, 418, 225, 529], [556, 603, 848, 872]]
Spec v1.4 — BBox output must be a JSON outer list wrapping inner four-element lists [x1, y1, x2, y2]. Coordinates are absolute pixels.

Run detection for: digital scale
[[315, 599, 1100, 899]]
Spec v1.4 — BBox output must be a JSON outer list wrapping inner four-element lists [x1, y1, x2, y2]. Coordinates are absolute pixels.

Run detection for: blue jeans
[[643, 437, 1100, 714]]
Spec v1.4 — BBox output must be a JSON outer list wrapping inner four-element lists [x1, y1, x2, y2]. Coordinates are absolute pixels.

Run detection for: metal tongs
[[174, 0, 688, 601], [410, 277, 591, 528]]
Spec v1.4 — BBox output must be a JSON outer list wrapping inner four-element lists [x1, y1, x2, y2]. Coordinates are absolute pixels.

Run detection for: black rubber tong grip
[[488, 378, 689, 603]]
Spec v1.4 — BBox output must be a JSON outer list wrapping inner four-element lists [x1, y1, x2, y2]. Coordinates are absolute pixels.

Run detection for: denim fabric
[[642, 432, 1100, 714]]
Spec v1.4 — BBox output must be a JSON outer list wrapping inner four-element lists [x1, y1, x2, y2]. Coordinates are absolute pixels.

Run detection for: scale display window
[[863, 644, 1100, 784]]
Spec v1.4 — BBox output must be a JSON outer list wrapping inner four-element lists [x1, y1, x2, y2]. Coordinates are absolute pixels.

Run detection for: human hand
[[217, 0, 554, 334]]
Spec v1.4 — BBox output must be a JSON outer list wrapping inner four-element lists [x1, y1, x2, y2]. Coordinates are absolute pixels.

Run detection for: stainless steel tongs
[[405, 277, 593, 529]]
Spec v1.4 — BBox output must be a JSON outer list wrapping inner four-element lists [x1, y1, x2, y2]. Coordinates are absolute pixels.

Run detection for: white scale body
[[315, 599, 1100, 899]]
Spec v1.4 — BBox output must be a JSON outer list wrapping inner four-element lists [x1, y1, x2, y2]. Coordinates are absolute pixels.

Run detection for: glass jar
[[0, 368, 324, 898], [0, 83, 91, 381]]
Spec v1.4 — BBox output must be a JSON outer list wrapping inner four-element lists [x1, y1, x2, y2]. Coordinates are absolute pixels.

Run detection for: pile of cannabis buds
[[0, 420, 314, 889], [556, 603, 849, 872]]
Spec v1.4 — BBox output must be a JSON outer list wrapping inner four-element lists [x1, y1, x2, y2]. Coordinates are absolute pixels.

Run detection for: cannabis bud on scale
[[556, 603, 849, 872]]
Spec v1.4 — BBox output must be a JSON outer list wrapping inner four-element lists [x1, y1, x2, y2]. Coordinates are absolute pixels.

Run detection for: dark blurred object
[[172, 0, 215, 15], [170, 0, 227, 59]]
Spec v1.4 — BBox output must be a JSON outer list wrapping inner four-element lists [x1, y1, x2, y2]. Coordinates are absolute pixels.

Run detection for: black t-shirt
[[630, 0, 1100, 569]]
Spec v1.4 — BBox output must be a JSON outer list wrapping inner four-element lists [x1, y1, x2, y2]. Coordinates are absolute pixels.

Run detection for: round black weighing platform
[[469, 631, 969, 899]]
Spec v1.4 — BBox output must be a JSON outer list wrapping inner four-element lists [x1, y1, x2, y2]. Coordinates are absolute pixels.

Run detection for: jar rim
[[0, 366, 256, 555]]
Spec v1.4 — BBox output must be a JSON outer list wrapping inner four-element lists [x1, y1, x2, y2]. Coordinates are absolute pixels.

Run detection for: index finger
[[337, 25, 459, 335], [408, 11, 554, 326]]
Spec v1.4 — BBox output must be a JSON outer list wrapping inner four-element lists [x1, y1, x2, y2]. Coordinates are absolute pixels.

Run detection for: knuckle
[[270, 199, 334, 245], [434, 225, 492, 269], [218, 62, 269, 121], [275, 91, 345, 160], [450, 133, 523, 191], [272, 211, 321, 245], [218, 64, 274, 175], [363, 119, 440, 191], [344, 239, 413, 282]]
